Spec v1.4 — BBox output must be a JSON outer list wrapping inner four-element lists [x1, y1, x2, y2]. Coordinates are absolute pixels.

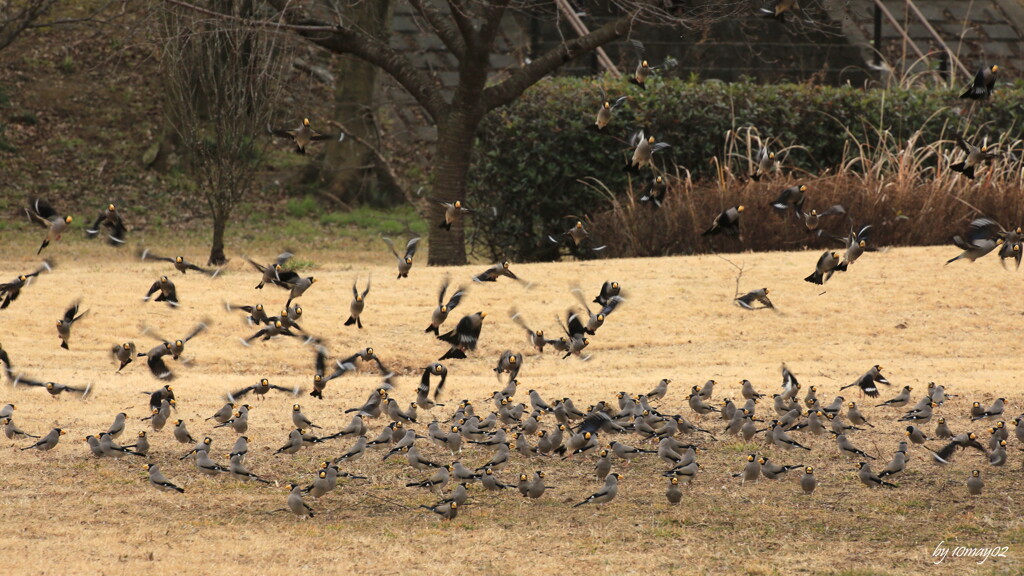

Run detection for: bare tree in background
[[160, 1, 287, 265], [0, 0, 58, 51], [168, 0, 752, 265]]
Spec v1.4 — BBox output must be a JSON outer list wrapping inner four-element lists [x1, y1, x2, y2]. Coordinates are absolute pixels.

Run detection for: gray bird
[[593, 94, 627, 131], [525, 470, 551, 499], [769, 184, 806, 218], [55, 301, 87, 350], [228, 378, 299, 402], [173, 419, 195, 445], [733, 454, 761, 484], [144, 463, 184, 493], [800, 466, 816, 494], [406, 464, 452, 492], [3, 417, 38, 440], [989, 440, 1007, 466], [334, 435, 368, 463], [877, 386, 912, 408], [574, 473, 620, 508], [286, 483, 315, 519], [247, 252, 293, 289], [702, 206, 745, 238], [111, 342, 137, 371], [947, 218, 1003, 264], [905, 425, 928, 445], [419, 501, 457, 521], [228, 454, 271, 484], [836, 225, 872, 271], [207, 402, 234, 424], [270, 118, 337, 154], [21, 427, 64, 451], [749, 147, 777, 181], [840, 365, 890, 398], [972, 397, 1005, 421], [426, 278, 466, 336], [625, 130, 670, 172], [804, 251, 840, 285], [967, 469, 984, 495], [292, 404, 321, 430], [344, 278, 371, 329], [802, 205, 845, 232], [735, 288, 773, 310], [481, 467, 511, 490], [934, 417, 953, 439], [847, 402, 874, 428], [837, 434, 875, 460], [383, 236, 420, 279], [129, 431, 150, 456], [275, 429, 307, 455], [961, 65, 998, 100], [949, 135, 1000, 179], [759, 457, 802, 480], [105, 412, 127, 439], [25, 197, 72, 255], [196, 450, 227, 475], [857, 462, 896, 488], [99, 433, 144, 458], [878, 449, 906, 478], [436, 199, 473, 231], [666, 477, 683, 504]]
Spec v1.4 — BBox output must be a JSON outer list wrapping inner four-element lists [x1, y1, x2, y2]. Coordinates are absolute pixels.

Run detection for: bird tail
[[963, 166, 976, 179], [804, 271, 823, 285], [344, 317, 356, 326], [439, 221, 452, 231], [834, 261, 849, 272], [949, 162, 966, 174], [439, 348, 466, 361], [424, 325, 439, 335]]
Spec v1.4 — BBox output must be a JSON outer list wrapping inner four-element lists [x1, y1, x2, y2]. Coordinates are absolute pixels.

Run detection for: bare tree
[[160, 0, 288, 265], [0, 0, 57, 51], [166, 0, 751, 265]]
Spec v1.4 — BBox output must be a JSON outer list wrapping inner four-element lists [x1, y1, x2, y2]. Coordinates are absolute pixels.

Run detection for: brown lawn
[[0, 236, 1021, 575]]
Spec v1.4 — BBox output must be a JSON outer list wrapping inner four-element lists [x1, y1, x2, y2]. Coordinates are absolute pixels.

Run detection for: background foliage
[[469, 76, 1024, 261]]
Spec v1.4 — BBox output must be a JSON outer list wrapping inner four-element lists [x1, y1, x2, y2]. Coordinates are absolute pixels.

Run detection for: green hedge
[[468, 76, 1024, 262]]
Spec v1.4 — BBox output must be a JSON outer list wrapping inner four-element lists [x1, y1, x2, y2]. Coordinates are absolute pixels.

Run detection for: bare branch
[[482, 14, 630, 111], [408, 0, 466, 59], [446, 0, 476, 46], [0, 0, 59, 51], [326, 119, 422, 214]]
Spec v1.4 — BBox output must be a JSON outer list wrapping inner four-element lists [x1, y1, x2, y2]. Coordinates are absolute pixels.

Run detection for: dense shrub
[[468, 76, 1024, 261]]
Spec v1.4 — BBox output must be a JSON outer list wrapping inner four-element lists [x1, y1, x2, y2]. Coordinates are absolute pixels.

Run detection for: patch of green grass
[[319, 205, 425, 238], [286, 195, 319, 218], [9, 112, 37, 125]]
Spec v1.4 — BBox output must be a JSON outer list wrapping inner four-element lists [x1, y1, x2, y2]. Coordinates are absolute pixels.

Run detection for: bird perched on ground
[[857, 462, 896, 488], [800, 466, 816, 494], [435, 199, 473, 231], [438, 312, 486, 360], [702, 206, 744, 238], [25, 198, 72, 255], [949, 136, 1000, 179], [961, 65, 997, 100], [967, 469, 984, 495], [139, 249, 218, 276], [836, 433, 874, 460], [769, 184, 806, 218], [840, 365, 890, 398], [972, 397, 1005, 421], [269, 118, 339, 154], [592, 94, 627, 131], [3, 417, 37, 440], [804, 250, 840, 285], [750, 147, 777, 181], [574, 473, 620, 508], [55, 301, 87, 350], [425, 277, 465, 336], [876, 385, 912, 408], [0, 260, 52, 310], [735, 288, 773, 310], [143, 276, 179, 307], [85, 203, 127, 246], [624, 130, 670, 173], [473, 261, 523, 283], [420, 501, 458, 520], [343, 278, 371, 329], [144, 463, 184, 493], [247, 252, 293, 289], [947, 218, 1004, 264], [228, 378, 300, 402], [284, 483, 315, 518], [21, 427, 65, 451], [382, 237, 420, 279]]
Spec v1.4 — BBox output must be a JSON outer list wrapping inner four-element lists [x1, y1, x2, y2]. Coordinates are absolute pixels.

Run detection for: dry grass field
[[1, 235, 1023, 576]]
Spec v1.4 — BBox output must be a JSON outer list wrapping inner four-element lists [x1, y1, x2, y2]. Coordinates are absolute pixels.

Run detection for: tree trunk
[[322, 0, 392, 206], [208, 207, 228, 266], [428, 110, 480, 266]]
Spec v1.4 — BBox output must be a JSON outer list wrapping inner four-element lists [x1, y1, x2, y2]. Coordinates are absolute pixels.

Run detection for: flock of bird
[[0, 41, 1013, 522]]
